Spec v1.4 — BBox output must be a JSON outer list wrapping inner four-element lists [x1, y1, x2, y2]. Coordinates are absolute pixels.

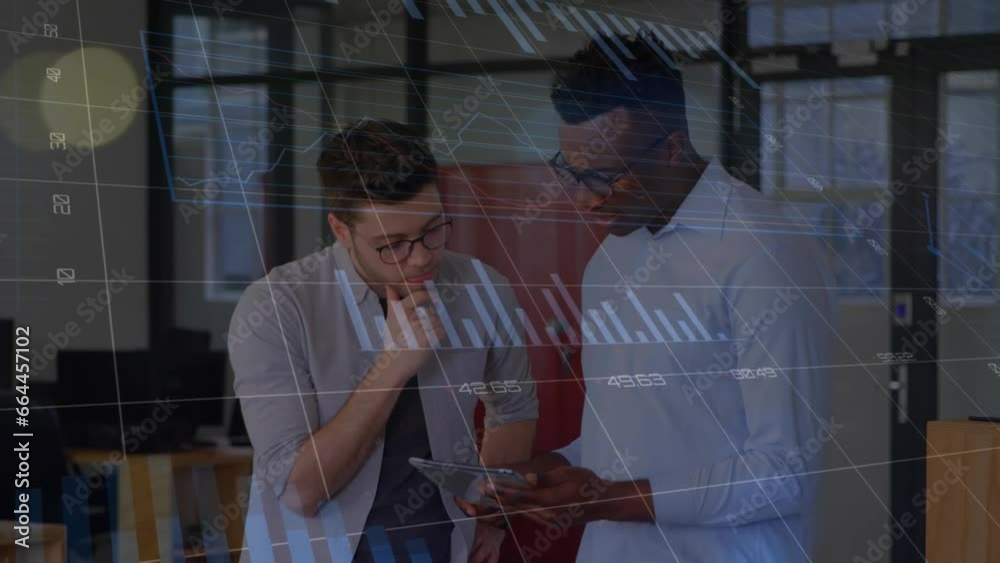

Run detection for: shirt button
[[365, 490, 373, 498]]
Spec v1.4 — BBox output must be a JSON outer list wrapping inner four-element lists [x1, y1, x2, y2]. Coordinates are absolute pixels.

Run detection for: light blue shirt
[[556, 159, 836, 563]]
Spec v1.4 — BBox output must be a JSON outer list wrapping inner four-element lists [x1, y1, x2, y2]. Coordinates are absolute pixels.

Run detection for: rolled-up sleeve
[[228, 278, 318, 499], [480, 271, 538, 430], [650, 248, 833, 527]]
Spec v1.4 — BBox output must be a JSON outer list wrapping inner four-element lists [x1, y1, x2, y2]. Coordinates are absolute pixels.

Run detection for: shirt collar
[[333, 242, 371, 304], [649, 157, 734, 241]]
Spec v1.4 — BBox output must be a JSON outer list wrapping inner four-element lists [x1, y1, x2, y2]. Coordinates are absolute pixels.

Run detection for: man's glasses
[[547, 134, 669, 200], [370, 218, 453, 264]]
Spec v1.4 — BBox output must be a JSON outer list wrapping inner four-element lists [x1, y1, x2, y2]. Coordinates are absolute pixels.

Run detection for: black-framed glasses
[[548, 134, 669, 200], [369, 218, 453, 264]]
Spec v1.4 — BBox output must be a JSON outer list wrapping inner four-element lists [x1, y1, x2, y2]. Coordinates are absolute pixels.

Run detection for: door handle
[[889, 363, 909, 425]]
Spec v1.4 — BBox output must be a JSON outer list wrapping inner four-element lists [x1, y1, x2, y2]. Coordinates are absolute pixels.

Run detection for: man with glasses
[[465, 35, 835, 563], [229, 119, 537, 563]]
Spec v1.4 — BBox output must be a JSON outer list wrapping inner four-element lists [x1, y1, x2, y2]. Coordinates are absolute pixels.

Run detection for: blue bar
[[416, 307, 441, 348], [524, 0, 542, 12], [365, 526, 396, 563], [662, 24, 699, 58], [107, 469, 139, 563], [145, 456, 181, 563], [507, 0, 546, 41], [544, 324, 561, 345], [406, 538, 433, 563], [466, 284, 501, 345], [677, 320, 698, 342], [698, 30, 760, 88], [462, 319, 485, 348], [601, 301, 632, 343], [542, 288, 581, 345], [316, 501, 353, 561], [486, 0, 536, 54], [625, 17, 680, 70], [654, 310, 682, 342], [674, 293, 712, 340], [579, 317, 598, 344], [644, 20, 684, 57], [402, 0, 424, 19], [550, 274, 584, 327], [63, 476, 94, 563], [446, 0, 467, 17], [606, 13, 632, 35], [426, 281, 463, 348], [545, 2, 577, 31], [636, 331, 649, 343], [568, 6, 636, 80], [587, 309, 617, 344], [192, 468, 230, 563], [375, 315, 388, 347], [245, 484, 276, 563], [390, 299, 419, 348], [625, 290, 667, 342], [336, 269, 374, 351], [680, 27, 706, 51], [515, 308, 542, 346], [473, 260, 523, 346], [587, 9, 636, 59], [280, 501, 316, 563], [467, 0, 487, 15]]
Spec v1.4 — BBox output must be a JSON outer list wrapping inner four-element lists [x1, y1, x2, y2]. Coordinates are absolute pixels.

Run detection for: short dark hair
[[317, 119, 437, 224], [550, 33, 687, 127]]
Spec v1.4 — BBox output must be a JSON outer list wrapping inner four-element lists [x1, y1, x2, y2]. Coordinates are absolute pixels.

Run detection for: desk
[[0, 522, 66, 563], [69, 447, 253, 563], [926, 420, 1000, 563]]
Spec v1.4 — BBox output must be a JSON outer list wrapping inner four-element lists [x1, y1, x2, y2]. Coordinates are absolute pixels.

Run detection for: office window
[[760, 77, 890, 299], [939, 71, 998, 299], [749, 0, 997, 47]]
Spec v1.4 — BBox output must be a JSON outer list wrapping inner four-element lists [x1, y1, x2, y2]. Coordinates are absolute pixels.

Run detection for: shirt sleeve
[[228, 277, 319, 500], [650, 247, 834, 527], [554, 436, 583, 467], [479, 271, 539, 430]]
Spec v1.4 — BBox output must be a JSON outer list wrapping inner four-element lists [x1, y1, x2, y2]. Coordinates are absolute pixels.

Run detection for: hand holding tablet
[[408, 457, 532, 508]]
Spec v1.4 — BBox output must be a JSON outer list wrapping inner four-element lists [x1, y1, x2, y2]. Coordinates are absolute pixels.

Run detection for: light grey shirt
[[228, 243, 537, 563], [556, 158, 836, 563]]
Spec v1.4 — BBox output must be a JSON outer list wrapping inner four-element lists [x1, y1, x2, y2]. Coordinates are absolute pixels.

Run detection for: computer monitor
[[56, 349, 226, 450]]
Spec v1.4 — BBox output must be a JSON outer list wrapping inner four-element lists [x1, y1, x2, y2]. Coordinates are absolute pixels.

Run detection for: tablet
[[408, 457, 531, 506]]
